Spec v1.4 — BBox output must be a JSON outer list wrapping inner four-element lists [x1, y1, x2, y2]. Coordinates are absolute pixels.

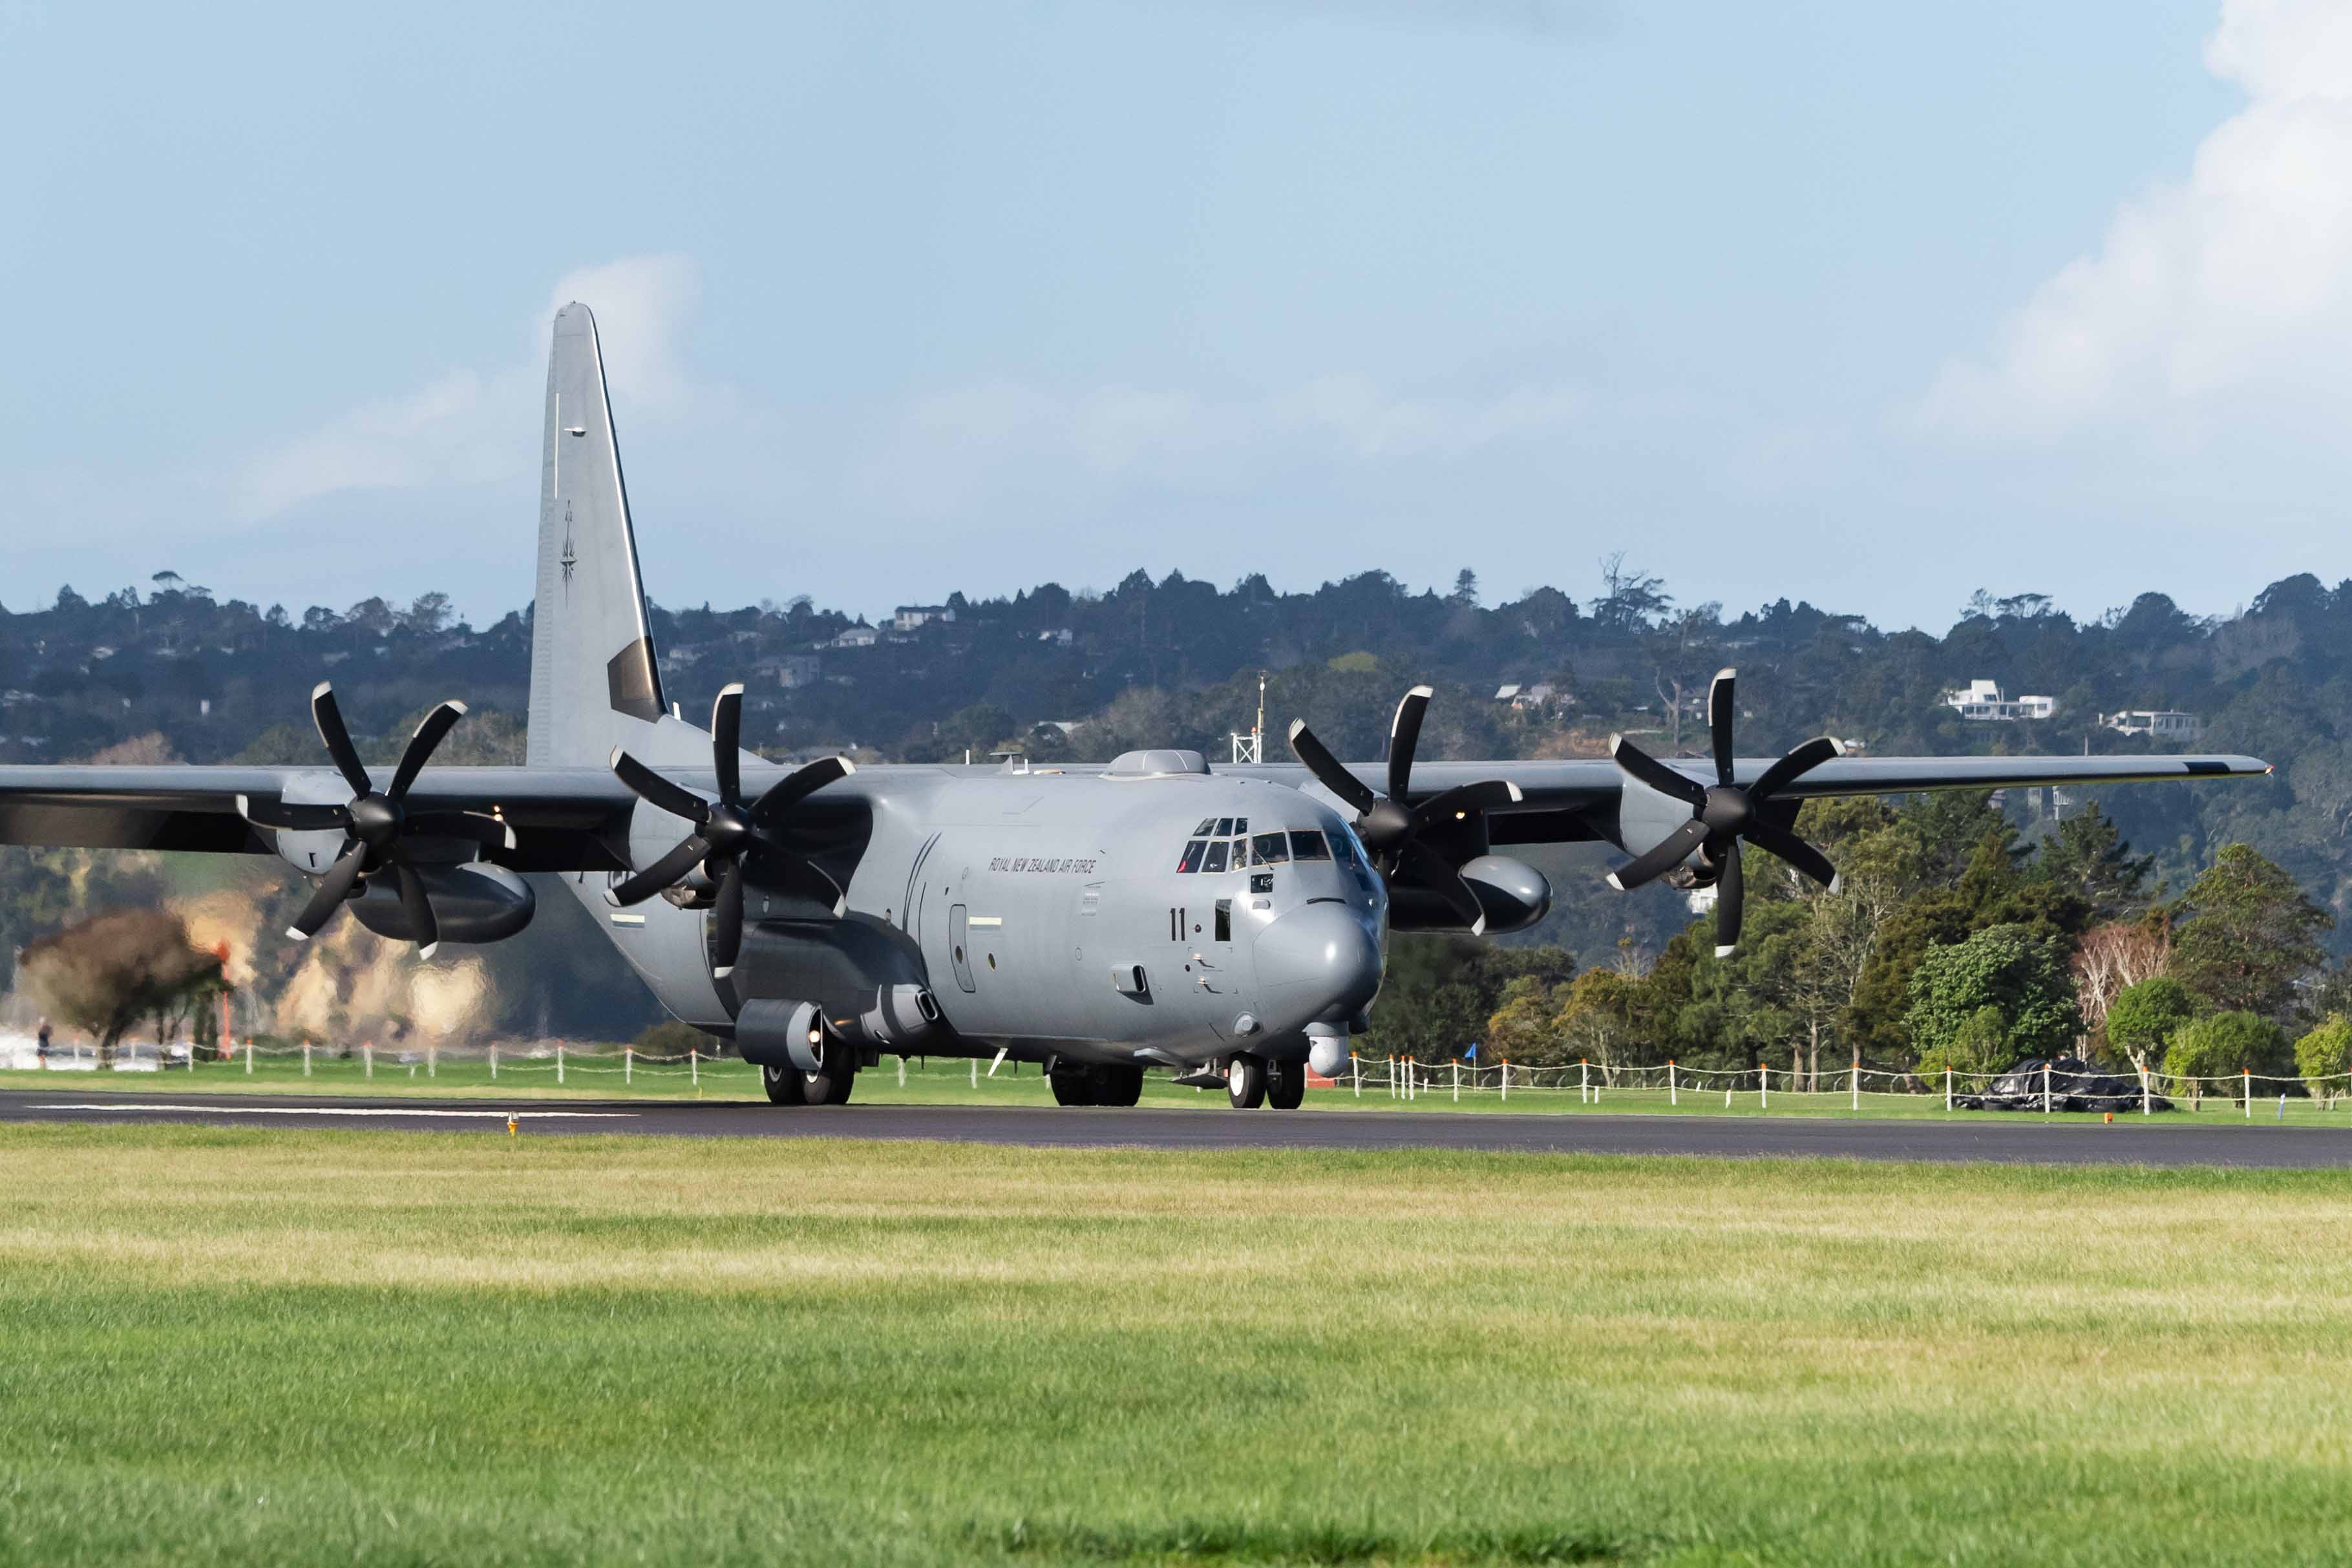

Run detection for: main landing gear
[[1226, 1052, 1305, 1110], [761, 1059, 856, 1107], [1048, 1061, 1144, 1107]]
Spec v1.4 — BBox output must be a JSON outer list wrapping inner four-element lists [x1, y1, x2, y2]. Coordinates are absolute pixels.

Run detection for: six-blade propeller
[[1286, 684, 1521, 936], [605, 683, 855, 978], [1605, 668, 1843, 955], [237, 683, 511, 958]]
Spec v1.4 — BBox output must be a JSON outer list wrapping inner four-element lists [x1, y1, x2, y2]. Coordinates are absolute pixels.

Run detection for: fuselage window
[[1288, 829, 1331, 862], [1202, 840, 1229, 874], [1214, 898, 1231, 942], [1251, 832, 1289, 865], [1176, 839, 1207, 873]]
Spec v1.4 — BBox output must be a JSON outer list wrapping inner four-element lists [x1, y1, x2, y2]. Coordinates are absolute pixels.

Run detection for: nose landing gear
[[1225, 1053, 1266, 1109], [1264, 1056, 1305, 1110]]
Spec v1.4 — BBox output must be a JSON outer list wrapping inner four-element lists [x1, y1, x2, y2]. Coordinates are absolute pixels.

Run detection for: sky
[[3, 0, 2346, 633]]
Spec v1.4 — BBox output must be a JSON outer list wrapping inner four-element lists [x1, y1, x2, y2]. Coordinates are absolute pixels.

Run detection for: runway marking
[[31, 1104, 638, 1119]]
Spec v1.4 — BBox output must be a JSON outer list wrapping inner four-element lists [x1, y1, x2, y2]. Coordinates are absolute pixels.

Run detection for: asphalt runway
[[6, 1088, 2351, 1167]]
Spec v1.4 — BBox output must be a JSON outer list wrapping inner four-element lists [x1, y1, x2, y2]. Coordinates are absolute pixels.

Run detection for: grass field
[[7, 1050, 2351, 1128], [4, 1126, 2351, 1565]]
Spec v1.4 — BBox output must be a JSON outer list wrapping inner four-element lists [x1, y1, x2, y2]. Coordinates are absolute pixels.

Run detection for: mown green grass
[[8, 1052, 2351, 1129], [3, 1127, 2351, 1565]]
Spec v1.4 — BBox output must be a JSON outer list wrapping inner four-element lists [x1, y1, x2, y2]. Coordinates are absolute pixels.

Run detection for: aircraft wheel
[[761, 1063, 809, 1106], [1226, 1053, 1266, 1110], [1265, 1057, 1305, 1110], [1048, 1066, 1098, 1107], [1096, 1065, 1144, 1107], [803, 1060, 856, 1106]]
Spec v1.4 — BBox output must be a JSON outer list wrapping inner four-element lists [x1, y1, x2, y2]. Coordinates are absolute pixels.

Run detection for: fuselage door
[[948, 903, 977, 993]]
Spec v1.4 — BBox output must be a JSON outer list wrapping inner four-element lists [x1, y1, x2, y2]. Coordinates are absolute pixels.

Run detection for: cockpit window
[[1192, 818, 1217, 836], [1288, 829, 1331, 861], [1213, 817, 1234, 836], [1176, 839, 1207, 874], [1202, 840, 1230, 874], [1232, 817, 1247, 834], [1328, 828, 1360, 869], [1250, 832, 1289, 865]]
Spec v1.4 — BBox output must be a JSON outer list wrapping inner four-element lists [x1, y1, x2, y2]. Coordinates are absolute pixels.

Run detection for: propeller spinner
[[1605, 668, 1843, 956], [606, 683, 854, 979], [237, 683, 512, 958], [1287, 684, 1521, 935]]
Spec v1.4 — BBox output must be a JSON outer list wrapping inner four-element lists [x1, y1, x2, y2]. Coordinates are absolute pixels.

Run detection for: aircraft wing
[[0, 765, 640, 871]]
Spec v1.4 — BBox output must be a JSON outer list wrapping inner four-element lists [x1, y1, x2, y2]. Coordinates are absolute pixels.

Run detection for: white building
[[824, 625, 879, 650], [1943, 679, 2056, 722], [2101, 709, 2201, 739], [893, 604, 956, 632], [1494, 681, 1563, 710]]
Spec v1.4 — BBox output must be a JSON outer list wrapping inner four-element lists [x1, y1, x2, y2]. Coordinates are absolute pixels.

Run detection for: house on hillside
[[1495, 681, 1565, 711], [824, 624, 879, 650], [2101, 708, 2201, 739], [1943, 679, 2055, 721], [893, 604, 955, 632]]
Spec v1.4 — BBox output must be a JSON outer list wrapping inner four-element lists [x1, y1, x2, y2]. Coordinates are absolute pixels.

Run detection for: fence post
[[1945, 1065, 1952, 1111], [2244, 1068, 2252, 1119], [2042, 1059, 2051, 1114], [898, 1054, 907, 1088], [1353, 1052, 1361, 1099], [428, 1044, 436, 1079], [1499, 1059, 1509, 1103], [624, 1046, 632, 1086], [1851, 1058, 1859, 1111], [1669, 1059, 1677, 1107], [690, 1047, 698, 1086], [303, 1039, 312, 1077], [1580, 1058, 1589, 1105], [363, 1041, 373, 1079], [970, 1058, 978, 1088], [556, 1042, 564, 1086], [244, 1037, 253, 1075], [2141, 1065, 2150, 1116], [490, 1042, 498, 1081], [1452, 1059, 1459, 1103], [1759, 1061, 1768, 1109]]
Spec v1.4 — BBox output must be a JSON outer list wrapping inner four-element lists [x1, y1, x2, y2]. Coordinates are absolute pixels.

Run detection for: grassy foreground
[[3, 1127, 2351, 1567]]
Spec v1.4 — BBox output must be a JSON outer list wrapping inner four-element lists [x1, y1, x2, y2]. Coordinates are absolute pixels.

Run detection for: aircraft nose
[[1253, 902, 1383, 1028]]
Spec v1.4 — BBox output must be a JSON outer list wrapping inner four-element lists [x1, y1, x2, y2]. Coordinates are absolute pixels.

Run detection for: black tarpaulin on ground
[[1953, 1055, 2174, 1113]]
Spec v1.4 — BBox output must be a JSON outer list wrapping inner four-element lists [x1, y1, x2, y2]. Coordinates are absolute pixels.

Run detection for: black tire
[[1265, 1057, 1304, 1110], [761, 1063, 809, 1106], [803, 1059, 856, 1106], [1226, 1053, 1266, 1110], [1096, 1065, 1144, 1107], [1049, 1066, 1098, 1107]]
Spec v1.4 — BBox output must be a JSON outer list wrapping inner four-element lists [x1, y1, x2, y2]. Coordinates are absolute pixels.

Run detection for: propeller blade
[[1410, 778, 1523, 834], [237, 796, 353, 833], [711, 862, 745, 978], [1745, 820, 1839, 889], [405, 811, 516, 854], [758, 850, 849, 917], [1713, 839, 1744, 957], [710, 684, 743, 804], [1708, 668, 1737, 787], [1386, 685, 1432, 803], [1399, 839, 1487, 937], [610, 748, 714, 826], [386, 700, 467, 801], [1748, 736, 1845, 802], [1605, 817, 1710, 892], [605, 834, 713, 907], [1285, 721, 1379, 816], [310, 683, 373, 798], [390, 853, 440, 959], [286, 842, 368, 940], [1608, 736, 1708, 809], [746, 755, 854, 831]]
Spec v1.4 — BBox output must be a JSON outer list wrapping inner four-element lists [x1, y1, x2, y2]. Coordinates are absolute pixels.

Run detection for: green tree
[[2033, 803, 2154, 924], [2104, 975, 2198, 1077], [1485, 973, 1570, 1066], [1905, 924, 2081, 1079], [2170, 844, 2331, 1022], [19, 909, 228, 1065], [2292, 1015, 2352, 1107], [2163, 1010, 2283, 1108]]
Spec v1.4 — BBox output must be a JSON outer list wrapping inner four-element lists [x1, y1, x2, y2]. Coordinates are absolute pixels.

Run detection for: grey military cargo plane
[[0, 305, 2272, 1110]]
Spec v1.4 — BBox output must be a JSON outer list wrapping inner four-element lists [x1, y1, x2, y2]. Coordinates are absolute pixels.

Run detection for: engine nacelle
[[347, 862, 535, 945], [735, 998, 831, 1073], [853, 984, 945, 1050], [1388, 855, 1551, 933]]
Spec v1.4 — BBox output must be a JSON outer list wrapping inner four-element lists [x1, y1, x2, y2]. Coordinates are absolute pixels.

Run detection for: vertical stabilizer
[[527, 303, 666, 767]]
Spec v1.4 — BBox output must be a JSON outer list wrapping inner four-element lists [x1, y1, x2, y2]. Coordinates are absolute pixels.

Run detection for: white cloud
[[1921, 0, 2352, 440], [862, 374, 1586, 513], [236, 253, 701, 520]]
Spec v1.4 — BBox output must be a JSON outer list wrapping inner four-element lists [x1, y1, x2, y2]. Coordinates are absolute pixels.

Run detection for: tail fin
[[527, 303, 668, 767]]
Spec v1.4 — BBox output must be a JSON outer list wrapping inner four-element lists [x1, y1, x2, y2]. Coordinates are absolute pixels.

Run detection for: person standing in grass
[[36, 1017, 52, 1066]]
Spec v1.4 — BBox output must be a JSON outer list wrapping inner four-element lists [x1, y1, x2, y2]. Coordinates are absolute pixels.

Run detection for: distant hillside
[[3, 564, 2343, 997]]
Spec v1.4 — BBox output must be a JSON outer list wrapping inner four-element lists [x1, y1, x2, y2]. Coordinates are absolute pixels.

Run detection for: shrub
[[2106, 975, 2198, 1074], [2293, 1014, 2352, 1107], [2163, 1011, 2282, 1108]]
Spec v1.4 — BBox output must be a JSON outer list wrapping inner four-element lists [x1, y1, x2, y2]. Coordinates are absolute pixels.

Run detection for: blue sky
[[5, 0, 2342, 631]]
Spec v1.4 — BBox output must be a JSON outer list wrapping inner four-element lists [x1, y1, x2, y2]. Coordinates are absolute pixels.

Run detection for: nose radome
[[1254, 903, 1383, 1028]]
